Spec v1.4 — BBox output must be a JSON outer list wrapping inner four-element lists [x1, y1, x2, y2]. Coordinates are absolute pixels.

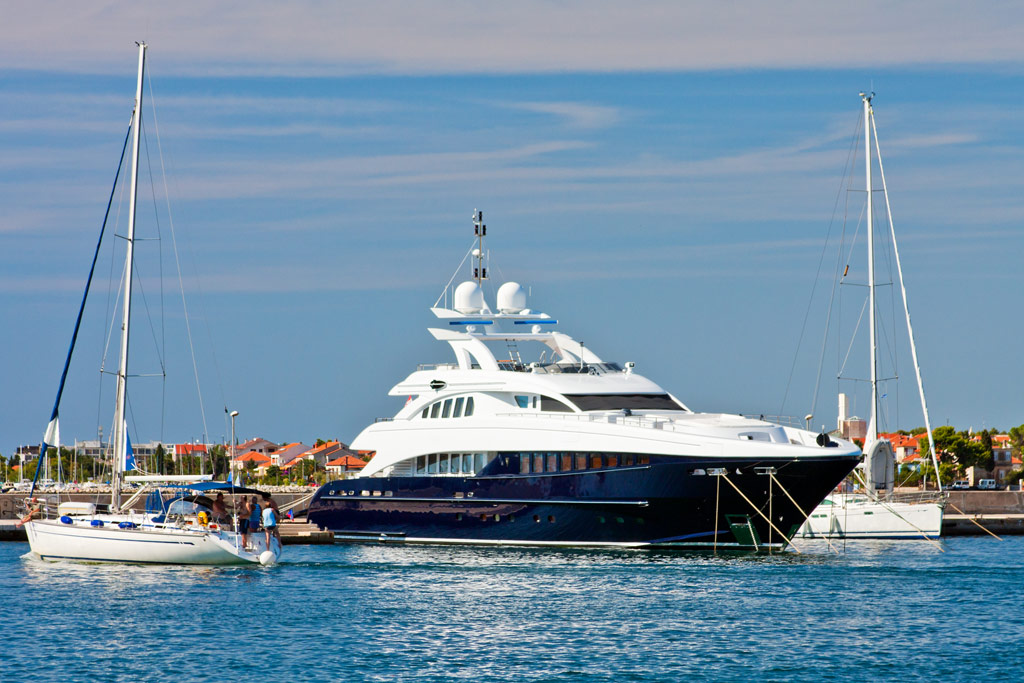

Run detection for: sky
[[2, 1, 1023, 458]]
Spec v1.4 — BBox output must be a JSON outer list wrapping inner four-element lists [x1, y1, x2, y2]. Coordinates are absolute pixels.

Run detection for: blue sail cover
[[125, 427, 137, 472]]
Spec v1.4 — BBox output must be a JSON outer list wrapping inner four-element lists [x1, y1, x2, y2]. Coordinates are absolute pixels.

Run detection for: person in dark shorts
[[237, 496, 251, 547], [248, 496, 262, 548], [262, 500, 278, 550]]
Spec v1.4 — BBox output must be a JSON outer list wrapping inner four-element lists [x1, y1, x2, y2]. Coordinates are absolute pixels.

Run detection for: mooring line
[[947, 502, 1003, 541], [769, 473, 840, 554], [719, 473, 802, 554]]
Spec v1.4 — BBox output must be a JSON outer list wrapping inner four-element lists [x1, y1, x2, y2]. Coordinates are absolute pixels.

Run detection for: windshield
[[562, 393, 685, 411], [167, 499, 212, 516]]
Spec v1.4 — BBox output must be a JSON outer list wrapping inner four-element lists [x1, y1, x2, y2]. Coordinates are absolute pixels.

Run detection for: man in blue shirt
[[262, 501, 278, 550]]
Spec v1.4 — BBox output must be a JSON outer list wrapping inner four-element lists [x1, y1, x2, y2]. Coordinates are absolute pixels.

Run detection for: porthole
[[547, 515, 555, 523], [533, 515, 541, 523]]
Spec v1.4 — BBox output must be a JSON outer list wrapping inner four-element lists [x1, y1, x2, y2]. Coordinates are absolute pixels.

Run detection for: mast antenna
[[472, 209, 487, 284]]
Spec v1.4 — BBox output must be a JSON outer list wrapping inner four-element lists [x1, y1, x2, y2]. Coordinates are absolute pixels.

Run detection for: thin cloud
[[502, 101, 624, 130], [3, 2, 1024, 76]]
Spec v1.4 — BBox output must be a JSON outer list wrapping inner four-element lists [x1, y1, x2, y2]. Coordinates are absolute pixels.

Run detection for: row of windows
[[518, 452, 650, 474], [421, 396, 475, 420], [414, 453, 494, 475]]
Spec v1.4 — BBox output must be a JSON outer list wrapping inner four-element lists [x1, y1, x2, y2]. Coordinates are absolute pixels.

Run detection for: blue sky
[[2, 2, 1023, 456]]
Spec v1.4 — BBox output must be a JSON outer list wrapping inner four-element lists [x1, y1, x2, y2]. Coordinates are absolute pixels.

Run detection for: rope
[[770, 473, 840, 554], [947, 502, 1003, 540], [719, 474, 802, 554]]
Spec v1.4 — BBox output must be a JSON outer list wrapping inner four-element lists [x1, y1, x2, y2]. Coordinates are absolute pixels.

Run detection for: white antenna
[[472, 209, 487, 284]]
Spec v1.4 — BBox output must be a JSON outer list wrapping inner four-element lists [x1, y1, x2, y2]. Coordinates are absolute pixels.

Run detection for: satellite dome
[[497, 282, 527, 314], [454, 281, 485, 314]]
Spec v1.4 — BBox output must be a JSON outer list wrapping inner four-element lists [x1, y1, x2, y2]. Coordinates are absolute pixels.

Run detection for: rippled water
[[3, 537, 1022, 682]]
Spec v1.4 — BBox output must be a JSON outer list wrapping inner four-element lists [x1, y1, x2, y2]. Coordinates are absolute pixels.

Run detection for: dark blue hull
[[308, 453, 860, 550]]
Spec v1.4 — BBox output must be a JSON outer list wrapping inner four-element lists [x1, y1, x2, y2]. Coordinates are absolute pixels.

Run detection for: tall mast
[[862, 92, 878, 446], [111, 41, 146, 510]]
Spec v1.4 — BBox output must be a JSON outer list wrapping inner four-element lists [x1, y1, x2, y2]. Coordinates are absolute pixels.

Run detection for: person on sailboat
[[238, 496, 252, 547], [212, 493, 229, 525], [262, 503, 279, 549]]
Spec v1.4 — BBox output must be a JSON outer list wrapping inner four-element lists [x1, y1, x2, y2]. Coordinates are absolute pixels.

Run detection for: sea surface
[[3, 537, 1022, 682]]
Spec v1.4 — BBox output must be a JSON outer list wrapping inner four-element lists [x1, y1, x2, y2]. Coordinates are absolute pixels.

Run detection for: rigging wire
[[147, 69, 212, 462], [778, 108, 862, 424]]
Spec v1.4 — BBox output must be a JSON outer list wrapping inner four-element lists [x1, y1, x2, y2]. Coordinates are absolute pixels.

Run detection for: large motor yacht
[[308, 212, 861, 550]]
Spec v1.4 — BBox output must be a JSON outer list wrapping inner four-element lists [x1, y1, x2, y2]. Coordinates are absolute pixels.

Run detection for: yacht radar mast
[[473, 209, 487, 285]]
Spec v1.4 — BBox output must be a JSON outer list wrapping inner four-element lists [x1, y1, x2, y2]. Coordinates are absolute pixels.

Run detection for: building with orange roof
[[231, 450, 272, 472], [270, 442, 312, 468], [326, 454, 367, 476]]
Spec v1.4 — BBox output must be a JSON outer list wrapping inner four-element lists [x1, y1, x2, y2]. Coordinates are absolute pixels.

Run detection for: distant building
[[233, 438, 277, 457], [231, 450, 272, 472], [326, 454, 367, 476], [270, 443, 312, 468]]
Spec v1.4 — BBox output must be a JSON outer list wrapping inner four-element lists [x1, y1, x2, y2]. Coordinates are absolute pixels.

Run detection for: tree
[[919, 426, 991, 473], [1009, 424, 1024, 459], [265, 465, 282, 485], [209, 445, 228, 478], [154, 444, 167, 475]]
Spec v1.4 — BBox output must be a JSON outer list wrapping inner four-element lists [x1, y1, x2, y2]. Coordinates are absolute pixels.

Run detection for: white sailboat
[[799, 93, 945, 540], [23, 43, 280, 565]]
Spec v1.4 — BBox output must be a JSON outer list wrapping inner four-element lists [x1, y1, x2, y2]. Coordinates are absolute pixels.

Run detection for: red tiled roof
[[233, 451, 271, 464], [327, 455, 366, 469]]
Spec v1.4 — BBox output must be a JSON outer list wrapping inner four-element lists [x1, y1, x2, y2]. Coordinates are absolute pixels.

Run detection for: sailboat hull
[[24, 518, 277, 565], [798, 494, 945, 539]]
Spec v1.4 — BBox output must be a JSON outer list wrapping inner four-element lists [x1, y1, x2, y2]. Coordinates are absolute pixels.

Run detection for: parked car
[[950, 480, 970, 490], [977, 479, 1002, 490]]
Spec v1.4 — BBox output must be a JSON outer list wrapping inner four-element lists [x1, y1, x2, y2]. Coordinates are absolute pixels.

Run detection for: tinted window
[[442, 399, 453, 418], [590, 454, 603, 469], [561, 454, 573, 471], [546, 453, 558, 472], [465, 397, 475, 416], [421, 407, 428, 418], [540, 396, 574, 412], [575, 454, 588, 470], [515, 395, 530, 408], [462, 454, 473, 473], [453, 397, 465, 418], [520, 456, 530, 474], [430, 403, 441, 418], [562, 393, 684, 411]]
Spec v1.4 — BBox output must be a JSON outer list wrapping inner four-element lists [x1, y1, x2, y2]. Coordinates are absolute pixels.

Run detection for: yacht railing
[[743, 414, 806, 428]]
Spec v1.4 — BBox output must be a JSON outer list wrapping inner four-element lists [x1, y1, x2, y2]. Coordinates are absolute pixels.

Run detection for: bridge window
[[540, 396, 574, 412], [453, 397, 465, 417], [442, 399, 453, 418], [465, 397, 475, 416]]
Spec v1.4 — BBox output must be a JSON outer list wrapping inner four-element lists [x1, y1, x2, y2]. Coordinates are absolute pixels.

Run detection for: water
[[3, 537, 1022, 682]]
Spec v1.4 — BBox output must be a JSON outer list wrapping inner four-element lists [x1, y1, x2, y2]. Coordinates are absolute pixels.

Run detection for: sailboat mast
[[111, 41, 146, 510], [863, 92, 878, 446]]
